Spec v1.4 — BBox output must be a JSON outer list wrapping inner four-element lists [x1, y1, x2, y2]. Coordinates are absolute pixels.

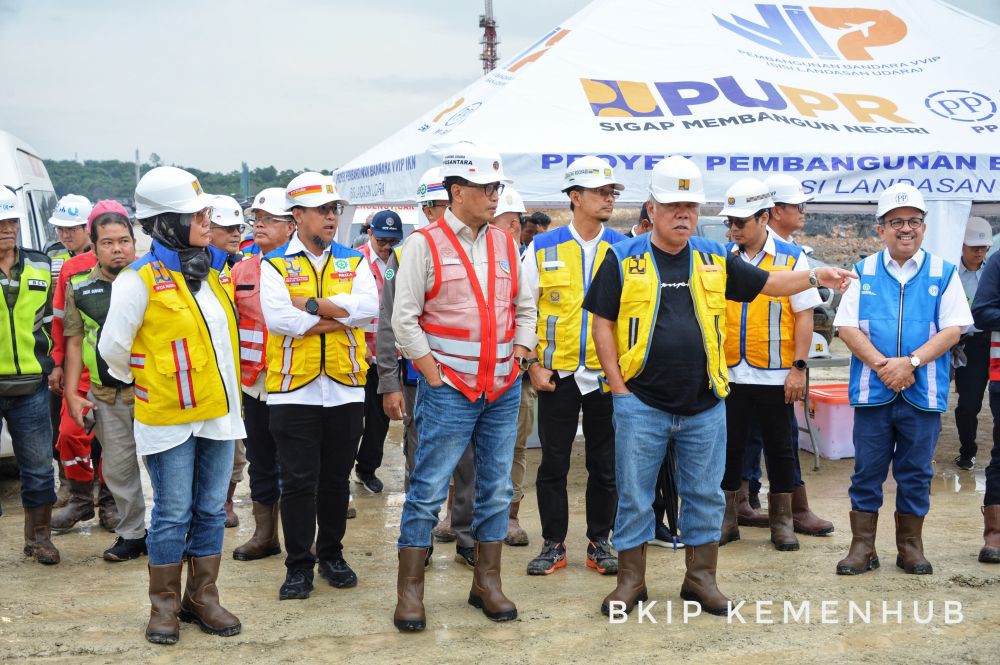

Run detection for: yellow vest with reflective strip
[[724, 245, 798, 370], [264, 244, 369, 393], [128, 247, 239, 426], [611, 234, 730, 398]]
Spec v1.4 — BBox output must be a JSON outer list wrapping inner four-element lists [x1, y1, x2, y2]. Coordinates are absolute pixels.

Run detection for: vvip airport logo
[[714, 5, 907, 61], [505, 27, 571, 73]]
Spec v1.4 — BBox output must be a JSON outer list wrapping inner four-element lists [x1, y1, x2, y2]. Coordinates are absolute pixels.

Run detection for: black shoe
[[648, 522, 680, 548], [749, 491, 761, 510], [425, 544, 434, 568], [279, 568, 314, 600], [954, 455, 976, 470], [354, 470, 384, 494], [527, 540, 567, 575], [103, 534, 147, 562], [586, 538, 619, 575], [454, 545, 475, 569], [318, 556, 358, 588]]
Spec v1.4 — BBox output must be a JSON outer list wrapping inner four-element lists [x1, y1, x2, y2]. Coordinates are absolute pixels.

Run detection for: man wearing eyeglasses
[[521, 156, 624, 578], [353, 210, 403, 495], [260, 172, 378, 600], [834, 183, 971, 577], [391, 142, 537, 631]]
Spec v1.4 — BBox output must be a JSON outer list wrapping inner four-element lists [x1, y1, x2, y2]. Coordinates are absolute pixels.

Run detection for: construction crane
[[479, 0, 499, 74]]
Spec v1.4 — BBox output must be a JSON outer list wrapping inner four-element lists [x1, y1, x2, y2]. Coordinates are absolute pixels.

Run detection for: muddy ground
[[1, 342, 998, 664]]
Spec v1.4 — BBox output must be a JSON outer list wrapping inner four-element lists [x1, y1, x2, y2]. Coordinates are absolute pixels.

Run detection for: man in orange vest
[[391, 142, 537, 631], [230, 188, 295, 561]]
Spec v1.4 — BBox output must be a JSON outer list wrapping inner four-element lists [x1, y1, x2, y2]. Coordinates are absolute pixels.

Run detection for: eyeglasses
[[723, 216, 756, 229], [193, 207, 214, 222], [373, 236, 401, 247], [211, 223, 246, 234], [775, 202, 806, 213], [883, 217, 924, 230], [248, 213, 293, 226], [463, 182, 505, 197], [586, 187, 621, 200], [315, 202, 345, 216], [421, 201, 447, 210]]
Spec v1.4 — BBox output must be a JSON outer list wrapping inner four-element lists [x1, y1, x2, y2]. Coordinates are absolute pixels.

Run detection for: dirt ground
[[1, 342, 998, 664]]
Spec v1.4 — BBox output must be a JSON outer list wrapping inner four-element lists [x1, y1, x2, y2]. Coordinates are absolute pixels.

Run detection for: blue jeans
[[742, 412, 804, 490], [398, 376, 521, 548], [144, 435, 235, 565], [849, 398, 940, 516], [0, 381, 55, 507], [612, 394, 726, 550]]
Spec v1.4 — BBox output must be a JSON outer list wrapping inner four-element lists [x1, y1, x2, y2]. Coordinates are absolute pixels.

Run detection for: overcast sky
[[1, 0, 997, 173]]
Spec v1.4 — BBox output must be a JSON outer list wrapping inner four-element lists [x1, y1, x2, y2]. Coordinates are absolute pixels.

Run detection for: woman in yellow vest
[[99, 167, 244, 645]]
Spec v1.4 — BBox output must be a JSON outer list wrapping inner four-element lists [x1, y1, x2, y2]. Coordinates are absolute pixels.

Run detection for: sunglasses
[[463, 182, 505, 197], [373, 236, 401, 247], [723, 216, 757, 229], [776, 202, 806, 213], [211, 223, 246, 234], [315, 202, 345, 216]]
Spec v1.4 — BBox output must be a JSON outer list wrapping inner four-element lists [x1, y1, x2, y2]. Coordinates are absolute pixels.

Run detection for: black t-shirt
[[583, 242, 768, 415]]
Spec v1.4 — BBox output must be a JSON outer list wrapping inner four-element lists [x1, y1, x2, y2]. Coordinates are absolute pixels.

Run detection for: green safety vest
[[69, 270, 128, 389], [0, 249, 54, 377], [46, 244, 72, 281]]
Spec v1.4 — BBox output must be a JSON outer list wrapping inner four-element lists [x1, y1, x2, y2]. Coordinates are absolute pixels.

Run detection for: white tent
[[336, 0, 1000, 260]]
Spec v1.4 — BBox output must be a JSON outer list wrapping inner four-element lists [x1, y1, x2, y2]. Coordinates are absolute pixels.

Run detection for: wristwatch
[[808, 268, 819, 287], [304, 297, 320, 315], [517, 357, 539, 372], [908, 354, 921, 369], [792, 359, 808, 371]]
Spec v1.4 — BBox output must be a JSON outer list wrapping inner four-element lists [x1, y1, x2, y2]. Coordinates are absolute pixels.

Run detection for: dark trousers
[[743, 411, 804, 494], [243, 393, 281, 505], [536, 374, 616, 542], [955, 332, 990, 460], [356, 365, 390, 476], [986, 391, 1000, 505], [723, 383, 796, 493], [270, 402, 363, 571]]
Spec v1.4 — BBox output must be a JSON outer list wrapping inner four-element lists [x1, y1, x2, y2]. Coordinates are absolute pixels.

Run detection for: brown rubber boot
[[54, 467, 70, 509], [146, 563, 182, 644], [233, 502, 282, 561], [97, 482, 121, 532], [600, 544, 647, 616], [835, 511, 880, 575], [432, 487, 456, 542], [223, 482, 239, 528], [791, 485, 834, 536], [468, 541, 517, 621], [23, 505, 60, 564], [768, 492, 800, 551], [679, 543, 731, 616], [178, 555, 241, 636], [719, 490, 740, 545], [51, 478, 95, 532], [736, 480, 769, 528], [504, 500, 529, 547], [979, 505, 1000, 563], [894, 512, 933, 575], [394, 547, 428, 632]]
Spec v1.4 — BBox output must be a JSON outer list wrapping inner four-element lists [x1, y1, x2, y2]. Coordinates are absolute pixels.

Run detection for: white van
[[1, 130, 58, 459]]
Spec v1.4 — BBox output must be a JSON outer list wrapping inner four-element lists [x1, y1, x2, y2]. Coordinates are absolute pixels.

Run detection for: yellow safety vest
[[534, 226, 625, 372], [264, 243, 369, 393], [128, 244, 239, 426], [611, 234, 730, 398], [724, 241, 800, 370]]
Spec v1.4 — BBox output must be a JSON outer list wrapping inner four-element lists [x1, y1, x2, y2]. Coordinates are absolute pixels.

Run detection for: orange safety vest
[[358, 242, 385, 353], [230, 255, 267, 388]]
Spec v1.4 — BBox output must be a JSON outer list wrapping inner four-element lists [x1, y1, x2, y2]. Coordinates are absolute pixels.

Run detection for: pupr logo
[[714, 5, 907, 61]]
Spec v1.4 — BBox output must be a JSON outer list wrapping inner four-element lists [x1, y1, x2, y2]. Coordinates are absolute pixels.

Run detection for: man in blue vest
[[834, 183, 971, 576]]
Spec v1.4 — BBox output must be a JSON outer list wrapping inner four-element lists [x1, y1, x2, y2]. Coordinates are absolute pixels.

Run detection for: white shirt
[[100, 268, 247, 456], [834, 248, 973, 330], [260, 234, 379, 407], [521, 222, 605, 394], [728, 228, 822, 386]]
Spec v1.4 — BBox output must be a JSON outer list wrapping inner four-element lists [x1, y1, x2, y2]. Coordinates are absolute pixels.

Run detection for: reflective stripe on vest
[[848, 250, 954, 412], [610, 234, 729, 398], [416, 219, 519, 403], [231, 256, 268, 387], [0, 250, 53, 377], [358, 242, 385, 349], [534, 226, 624, 372], [991, 332, 1000, 382]]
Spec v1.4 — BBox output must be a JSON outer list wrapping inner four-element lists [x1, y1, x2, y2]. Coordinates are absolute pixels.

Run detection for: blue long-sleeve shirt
[[971, 251, 1000, 391]]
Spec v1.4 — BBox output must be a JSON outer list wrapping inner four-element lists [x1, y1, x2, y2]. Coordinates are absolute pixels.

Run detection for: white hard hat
[[561, 156, 624, 192], [249, 187, 290, 217], [765, 174, 812, 205], [0, 186, 22, 221], [48, 194, 93, 227], [876, 183, 927, 220], [209, 195, 245, 227], [964, 216, 993, 247], [439, 141, 510, 185], [719, 178, 773, 217], [285, 172, 347, 209], [495, 187, 526, 217], [648, 156, 706, 204], [415, 167, 448, 203], [808, 332, 832, 359], [135, 166, 212, 220]]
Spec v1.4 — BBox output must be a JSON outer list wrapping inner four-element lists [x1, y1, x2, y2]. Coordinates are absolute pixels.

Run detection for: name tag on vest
[[27, 279, 47, 291], [219, 276, 231, 284], [542, 260, 565, 270], [440, 257, 463, 266], [153, 282, 178, 292], [285, 276, 309, 285], [697, 264, 722, 272], [332, 271, 355, 281]]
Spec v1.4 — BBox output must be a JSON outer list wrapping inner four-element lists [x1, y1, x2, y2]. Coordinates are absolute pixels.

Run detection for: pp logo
[[924, 90, 997, 123], [896, 193, 909, 204], [928, 285, 939, 297]]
